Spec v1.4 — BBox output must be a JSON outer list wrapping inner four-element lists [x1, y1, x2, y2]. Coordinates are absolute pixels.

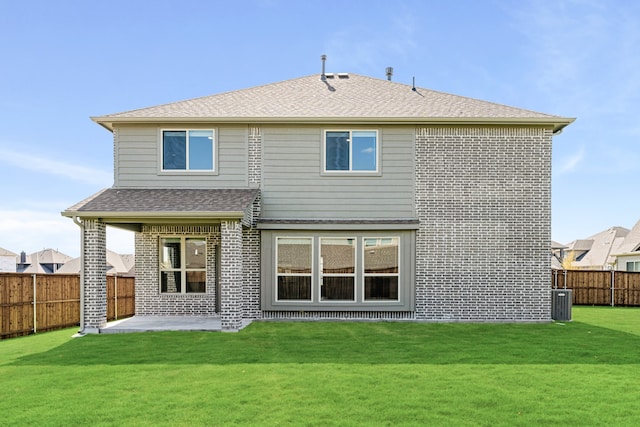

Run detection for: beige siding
[[115, 125, 248, 188], [261, 126, 415, 219]]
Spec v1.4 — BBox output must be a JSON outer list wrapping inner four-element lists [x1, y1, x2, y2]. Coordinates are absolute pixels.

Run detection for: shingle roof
[[613, 219, 640, 255], [93, 74, 573, 131], [63, 188, 259, 217], [0, 247, 17, 257]]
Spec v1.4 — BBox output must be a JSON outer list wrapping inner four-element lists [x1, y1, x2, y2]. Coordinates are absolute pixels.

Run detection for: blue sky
[[1, 0, 639, 257]]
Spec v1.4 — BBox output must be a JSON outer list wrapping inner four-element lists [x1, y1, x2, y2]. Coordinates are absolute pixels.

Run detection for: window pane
[[163, 131, 186, 170], [365, 276, 398, 300], [277, 238, 312, 274], [160, 238, 181, 269], [186, 271, 206, 293], [188, 130, 214, 170], [628, 262, 635, 272], [321, 238, 355, 274], [326, 131, 349, 171], [321, 277, 355, 300], [161, 271, 182, 293], [186, 238, 206, 269], [352, 131, 377, 171], [278, 276, 311, 300], [364, 238, 399, 273]]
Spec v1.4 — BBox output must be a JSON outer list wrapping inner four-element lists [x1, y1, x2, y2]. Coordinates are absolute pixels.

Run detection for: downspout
[[72, 216, 85, 334]]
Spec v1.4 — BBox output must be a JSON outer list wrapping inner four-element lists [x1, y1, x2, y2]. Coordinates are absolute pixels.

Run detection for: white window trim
[[159, 236, 207, 294], [319, 237, 357, 303], [275, 236, 314, 302], [322, 129, 381, 176], [362, 236, 401, 302], [159, 128, 218, 174]]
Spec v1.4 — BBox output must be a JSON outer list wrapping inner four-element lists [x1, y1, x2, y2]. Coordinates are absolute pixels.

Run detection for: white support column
[[220, 220, 243, 331], [82, 219, 107, 333]]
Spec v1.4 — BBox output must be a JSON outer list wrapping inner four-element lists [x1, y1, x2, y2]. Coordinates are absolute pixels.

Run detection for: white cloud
[[0, 209, 134, 257], [0, 146, 112, 186], [323, 6, 417, 73], [559, 146, 585, 173]]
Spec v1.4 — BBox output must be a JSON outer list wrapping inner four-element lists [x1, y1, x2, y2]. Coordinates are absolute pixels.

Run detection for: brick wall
[[83, 219, 107, 330], [220, 220, 243, 330], [414, 126, 552, 321], [135, 225, 219, 316]]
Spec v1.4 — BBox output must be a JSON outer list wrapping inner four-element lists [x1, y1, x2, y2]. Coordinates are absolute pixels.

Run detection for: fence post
[[611, 270, 615, 307], [114, 275, 118, 320], [553, 269, 557, 289], [32, 274, 37, 334], [563, 269, 567, 289]]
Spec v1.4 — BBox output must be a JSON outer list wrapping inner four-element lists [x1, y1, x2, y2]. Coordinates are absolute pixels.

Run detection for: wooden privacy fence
[[552, 269, 640, 306], [0, 273, 135, 339]]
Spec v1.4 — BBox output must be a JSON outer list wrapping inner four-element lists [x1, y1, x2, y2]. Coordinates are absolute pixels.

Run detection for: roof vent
[[325, 73, 335, 79], [320, 54, 327, 81], [386, 67, 393, 81], [337, 73, 349, 79]]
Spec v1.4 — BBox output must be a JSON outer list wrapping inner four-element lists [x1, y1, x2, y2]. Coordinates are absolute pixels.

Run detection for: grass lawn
[[1, 306, 639, 426]]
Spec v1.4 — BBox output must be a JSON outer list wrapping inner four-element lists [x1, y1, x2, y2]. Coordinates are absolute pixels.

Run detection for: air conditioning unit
[[551, 289, 573, 321]]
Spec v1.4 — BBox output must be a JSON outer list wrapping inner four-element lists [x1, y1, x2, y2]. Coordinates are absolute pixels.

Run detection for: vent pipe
[[321, 54, 327, 81], [386, 67, 393, 81]]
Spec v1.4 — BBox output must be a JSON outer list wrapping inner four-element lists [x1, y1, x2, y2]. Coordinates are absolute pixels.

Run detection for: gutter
[[72, 216, 85, 335], [91, 116, 576, 134]]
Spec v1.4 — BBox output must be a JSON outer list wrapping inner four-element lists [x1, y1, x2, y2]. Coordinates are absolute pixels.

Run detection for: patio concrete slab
[[99, 316, 252, 334]]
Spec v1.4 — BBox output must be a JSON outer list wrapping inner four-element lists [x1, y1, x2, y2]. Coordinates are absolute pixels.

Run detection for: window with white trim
[[162, 130, 215, 171], [627, 261, 640, 272], [324, 130, 378, 172], [160, 237, 206, 293], [276, 237, 312, 300]]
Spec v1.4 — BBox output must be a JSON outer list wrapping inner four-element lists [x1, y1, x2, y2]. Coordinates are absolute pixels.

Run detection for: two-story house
[[63, 71, 573, 333]]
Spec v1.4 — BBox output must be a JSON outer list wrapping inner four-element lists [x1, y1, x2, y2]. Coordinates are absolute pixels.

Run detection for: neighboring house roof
[[24, 248, 74, 266], [92, 74, 574, 132], [569, 227, 630, 269], [62, 188, 259, 219], [551, 241, 567, 250], [22, 261, 48, 274], [56, 250, 134, 275], [567, 239, 594, 252], [0, 247, 17, 257], [612, 219, 640, 256]]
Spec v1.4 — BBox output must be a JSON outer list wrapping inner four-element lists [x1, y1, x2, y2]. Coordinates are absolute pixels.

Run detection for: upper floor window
[[324, 130, 378, 173], [162, 130, 215, 171]]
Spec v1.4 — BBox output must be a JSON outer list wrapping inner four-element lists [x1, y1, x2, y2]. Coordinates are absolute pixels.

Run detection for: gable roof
[[569, 227, 629, 269], [612, 219, 640, 256], [0, 247, 17, 257], [92, 74, 574, 132]]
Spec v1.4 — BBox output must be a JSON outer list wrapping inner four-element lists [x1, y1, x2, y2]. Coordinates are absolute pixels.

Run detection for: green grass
[[1, 306, 640, 426]]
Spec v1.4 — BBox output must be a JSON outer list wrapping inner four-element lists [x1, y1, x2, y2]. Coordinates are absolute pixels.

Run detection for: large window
[[363, 238, 399, 301], [162, 130, 215, 171], [321, 238, 355, 301], [276, 237, 312, 300], [160, 237, 206, 293], [265, 232, 411, 310], [324, 130, 378, 172]]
